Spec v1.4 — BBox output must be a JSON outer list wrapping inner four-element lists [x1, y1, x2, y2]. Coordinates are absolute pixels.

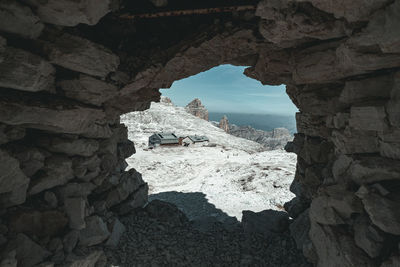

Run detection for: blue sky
[[160, 64, 298, 115]]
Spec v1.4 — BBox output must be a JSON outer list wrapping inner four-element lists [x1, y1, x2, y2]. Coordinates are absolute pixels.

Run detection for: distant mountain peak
[[219, 115, 230, 133], [185, 98, 209, 121], [186, 98, 202, 107], [160, 96, 173, 105]]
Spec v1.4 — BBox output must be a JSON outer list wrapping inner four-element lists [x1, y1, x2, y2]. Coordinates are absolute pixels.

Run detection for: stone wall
[[0, 0, 399, 266]]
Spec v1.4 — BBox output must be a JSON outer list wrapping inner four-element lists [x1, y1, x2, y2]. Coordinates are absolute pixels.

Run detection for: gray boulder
[[79, 216, 110, 247], [348, 1, 400, 53], [28, 156, 74, 195], [356, 187, 400, 235], [62, 230, 79, 254], [354, 215, 386, 258], [72, 155, 102, 182], [310, 222, 374, 267], [26, 0, 111, 27], [7, 145, 47, 177], [349, 106, 388, 131], [0, 47, 55, 92], [105, 168, 145, 208], [310, 185, 363, 225], [37, 136, 99, 157], [0, 124, 25, 145], [45, 34, 119, 78], [257, 0, 346, 47], [64, 197, 86, 230], [44, 191, 58, 208], [0, 149, 29, 208], [115, 183, 149, 215], [57, 183, 96, 201], [349, 156, 400, 185], [339, 74, 393, 105], [6, 233, 51, 267], [59, 74, 119, 106], [0, 1, 44, 38], [379, 129, 400, 160], [0, 95, 112, 138], [105, 218, 126, 248], [331, 127, 379, 154]]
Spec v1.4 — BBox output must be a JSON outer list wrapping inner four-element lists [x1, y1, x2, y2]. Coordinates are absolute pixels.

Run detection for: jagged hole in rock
[[1, 0, 400, 266], [121, 63, 298, 222], [117, 64, 307, 265]]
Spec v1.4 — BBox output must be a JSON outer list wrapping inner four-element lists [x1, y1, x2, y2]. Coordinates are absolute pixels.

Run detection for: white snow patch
[[122, 101, 296, 221]]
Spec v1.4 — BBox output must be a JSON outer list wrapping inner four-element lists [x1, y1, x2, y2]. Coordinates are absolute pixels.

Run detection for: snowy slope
[[121, 101, 296, 221], [121, 101, 265, 153]]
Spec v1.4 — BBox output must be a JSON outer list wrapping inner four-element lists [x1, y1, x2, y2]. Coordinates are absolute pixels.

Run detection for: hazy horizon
[[160, 64, 298, 116]]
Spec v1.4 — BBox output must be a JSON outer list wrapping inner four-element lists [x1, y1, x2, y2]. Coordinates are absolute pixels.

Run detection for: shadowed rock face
[[0, 0, 400, 266]]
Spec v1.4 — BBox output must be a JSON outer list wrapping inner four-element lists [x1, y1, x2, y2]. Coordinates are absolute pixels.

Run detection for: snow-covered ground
[[121, 101, 296, 221]]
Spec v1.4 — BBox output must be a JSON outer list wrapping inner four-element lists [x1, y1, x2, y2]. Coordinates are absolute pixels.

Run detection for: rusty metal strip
[[120, 5, 257, 19]]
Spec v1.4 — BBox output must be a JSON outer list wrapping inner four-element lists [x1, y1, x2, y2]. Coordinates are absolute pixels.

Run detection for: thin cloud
[[246, 93, 284, 98]]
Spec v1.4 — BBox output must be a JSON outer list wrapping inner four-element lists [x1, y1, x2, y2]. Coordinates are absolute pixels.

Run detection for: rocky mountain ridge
[[212, 117, 293, 150], [229, 124, 293, 150], [183, 98, 294, 150]]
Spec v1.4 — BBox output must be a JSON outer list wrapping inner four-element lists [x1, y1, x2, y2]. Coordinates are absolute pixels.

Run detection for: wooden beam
[[120, 5, 257, 19]]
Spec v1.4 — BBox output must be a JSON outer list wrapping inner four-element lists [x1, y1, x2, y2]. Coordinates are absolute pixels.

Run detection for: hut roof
[[186, 135, 209, 142]]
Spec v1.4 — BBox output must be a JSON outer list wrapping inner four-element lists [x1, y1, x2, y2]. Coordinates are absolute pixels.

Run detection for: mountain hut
[[148, 133, 179, 147], [182, 135, 209, 146]]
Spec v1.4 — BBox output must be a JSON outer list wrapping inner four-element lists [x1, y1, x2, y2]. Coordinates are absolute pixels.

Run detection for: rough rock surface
[[0, 149, 29, 208], [106, 201, 310, 267], [26, 0, 111, 27], [0, 47, 55, 92], [59, 74, 119, 106], [219, 115, 230, 133], [0, 0, 399, 266], [45, 33, 119, 78], [5, 233, 51, 267], [0, 1, 44, 39], [78, 216, 110, 247], [185, 98, 209, 121]]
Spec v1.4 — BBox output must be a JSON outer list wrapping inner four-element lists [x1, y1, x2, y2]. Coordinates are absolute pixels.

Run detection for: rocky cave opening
[[0, 0, 400, 266], [113, 64, 307, 265], [121, 64, 296, 217]]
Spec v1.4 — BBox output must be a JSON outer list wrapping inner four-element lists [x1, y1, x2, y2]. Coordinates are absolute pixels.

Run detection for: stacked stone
[[121, 0, 400, 265], [0, 0, 400, 266], [251, 1, 400, 266], [0, 1, 150, 266]]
